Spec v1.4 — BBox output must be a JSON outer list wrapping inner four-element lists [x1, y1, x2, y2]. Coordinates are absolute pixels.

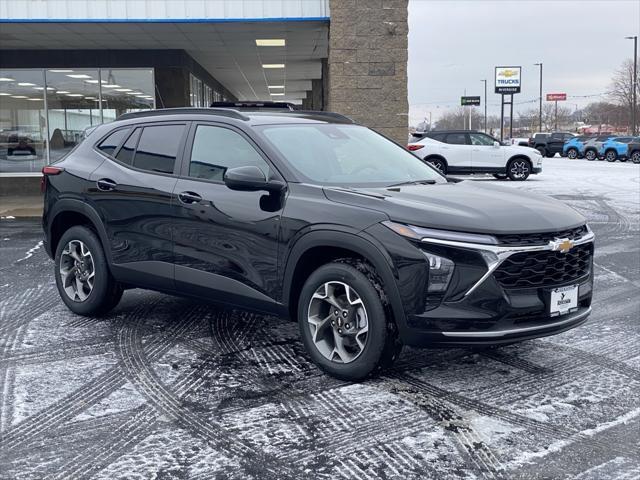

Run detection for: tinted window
[[116, 128, 140, 166], [133, 125, 185, 174], [615, 137, 633, 143], [446, 133, 468, 145], [428, 133, 446, 142], [189, 125, 269, 182], [97, 129, 129, 156], [469, 133, 494, 146]]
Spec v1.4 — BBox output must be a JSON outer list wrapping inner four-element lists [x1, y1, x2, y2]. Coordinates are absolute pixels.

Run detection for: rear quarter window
[[97, 128, 130, 156]]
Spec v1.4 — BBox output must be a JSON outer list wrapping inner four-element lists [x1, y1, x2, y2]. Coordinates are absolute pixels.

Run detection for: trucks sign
[[546, 93, 567, 101], [461, 96, 481, 106], [495, 66, 522, 94]]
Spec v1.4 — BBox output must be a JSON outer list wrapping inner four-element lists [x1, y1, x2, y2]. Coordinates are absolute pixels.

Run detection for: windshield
[[259, 124, 446, 186]]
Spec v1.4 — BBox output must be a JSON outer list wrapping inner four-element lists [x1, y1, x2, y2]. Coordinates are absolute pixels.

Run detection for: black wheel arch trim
[[282, 228, 408, 336], [45, 197, 112, 263]]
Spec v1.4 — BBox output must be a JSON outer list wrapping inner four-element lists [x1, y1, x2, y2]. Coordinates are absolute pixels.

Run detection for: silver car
[[582, 135, 614, 161]]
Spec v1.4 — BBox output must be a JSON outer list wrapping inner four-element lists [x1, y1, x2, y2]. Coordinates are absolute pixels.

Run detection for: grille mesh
[[494, 243, 592, 289]]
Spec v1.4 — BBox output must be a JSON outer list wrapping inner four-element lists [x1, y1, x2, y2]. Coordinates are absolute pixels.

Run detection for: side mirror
[[493, 141, 501, 148], [224, 165, 285, 192]]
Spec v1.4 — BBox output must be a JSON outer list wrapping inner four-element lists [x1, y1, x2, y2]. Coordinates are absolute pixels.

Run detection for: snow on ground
[[0, 157, 638, 479]]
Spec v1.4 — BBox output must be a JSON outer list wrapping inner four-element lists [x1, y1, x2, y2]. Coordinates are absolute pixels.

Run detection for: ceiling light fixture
[[127, 91, 143, 95], [66, 74, 92, 79], [115, 88, 132, 92], [0, 93, 10, 96], [28, 98, 44, 101], [103, 84, 121, 88], [18, 82, 35, 86], [56, 91, 70, 94], [66, 93, 84, 97], [85, 79, 106, 84], [270, 93, 285, 96], [256, 39, 286, 47], [48, 69, 73, 73], [0, 77, 15, 82], [262, 64, 285, 69], [268, 85, 285, 89], [10, 95, 28, 99], [34, 86, 55, 91]]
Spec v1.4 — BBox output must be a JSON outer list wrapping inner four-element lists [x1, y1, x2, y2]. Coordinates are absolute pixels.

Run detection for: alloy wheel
[[585, 150, 596, 161], [605, 151, 617, 162], [431, 159, 445, 174], [307, 281, 369, 364], [632, 152, 640, 164], [59, 240, 95, 302], [509, 160, 529, 180], [568, 149, 578, 159]]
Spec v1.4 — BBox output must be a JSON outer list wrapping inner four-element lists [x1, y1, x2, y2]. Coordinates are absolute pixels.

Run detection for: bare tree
[[434, 107, 484, 130], [609, 58, 640, 130]]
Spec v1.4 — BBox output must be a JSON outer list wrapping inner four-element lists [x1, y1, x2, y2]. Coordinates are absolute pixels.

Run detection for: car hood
[[502, 144, 541, 156], [323, 181, 585, 234]]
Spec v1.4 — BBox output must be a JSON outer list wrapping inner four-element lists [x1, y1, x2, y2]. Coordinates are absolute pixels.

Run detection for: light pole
[[625, 36, 637, 135], [534, 63, 543, 132], [481, 79, 487, 133]]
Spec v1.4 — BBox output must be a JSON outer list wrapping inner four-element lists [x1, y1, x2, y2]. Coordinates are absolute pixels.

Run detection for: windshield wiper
[[387, 179, 437, 187]]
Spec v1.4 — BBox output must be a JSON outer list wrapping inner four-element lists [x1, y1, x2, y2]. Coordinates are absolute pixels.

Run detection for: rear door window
[[446, 133, 468, 145], [134, 125, 185, 174], [115, 128, 141, 166]]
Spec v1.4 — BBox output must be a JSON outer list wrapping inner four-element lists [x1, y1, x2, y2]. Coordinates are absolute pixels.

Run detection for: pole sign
[[546, 93, 567, 101], [495, 66, 522, 94], [461, 96, 481, 106]]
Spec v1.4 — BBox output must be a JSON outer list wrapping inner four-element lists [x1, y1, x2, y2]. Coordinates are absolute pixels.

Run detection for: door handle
[[178, 191, 202, 204], [96, 178, 117, 191]]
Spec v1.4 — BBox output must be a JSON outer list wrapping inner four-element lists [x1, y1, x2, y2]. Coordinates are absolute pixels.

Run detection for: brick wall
[[328, 0, 408, 144]]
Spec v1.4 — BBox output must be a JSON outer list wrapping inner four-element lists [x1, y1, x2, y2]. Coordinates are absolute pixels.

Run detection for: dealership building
[[0, 0, 408, 198]]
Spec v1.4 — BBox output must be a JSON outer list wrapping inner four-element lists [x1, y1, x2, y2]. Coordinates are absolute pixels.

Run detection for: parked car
[[407, 131, 542, 180], [599, 136, 636, 162], [562, 135, 592, 159], [43, 107, 593, 381], [509, 137, 530, 147], [627, 139, 640, 164], [530, 132, 575, 157], [581, 135, 614, 161]]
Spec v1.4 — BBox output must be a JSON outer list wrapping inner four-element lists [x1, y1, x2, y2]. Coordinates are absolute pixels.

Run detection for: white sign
[[495, 66, 522, 94]]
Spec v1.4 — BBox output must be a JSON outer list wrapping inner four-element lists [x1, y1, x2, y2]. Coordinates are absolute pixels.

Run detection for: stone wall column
[[328, 0, 408, 144]]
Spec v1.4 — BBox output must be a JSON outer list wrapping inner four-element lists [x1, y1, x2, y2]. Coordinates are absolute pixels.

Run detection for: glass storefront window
[[100, 69, 154, 123], [0, 69, 47, 174], [0, 68, 154, 174]]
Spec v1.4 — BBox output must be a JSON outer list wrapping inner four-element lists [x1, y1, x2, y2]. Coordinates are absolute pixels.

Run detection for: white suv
[[407, 131, 543, 181]]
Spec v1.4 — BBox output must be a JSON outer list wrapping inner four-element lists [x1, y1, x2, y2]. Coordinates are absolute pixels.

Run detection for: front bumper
[[532, 166, 542, 174], [368, 224, 594, 347]]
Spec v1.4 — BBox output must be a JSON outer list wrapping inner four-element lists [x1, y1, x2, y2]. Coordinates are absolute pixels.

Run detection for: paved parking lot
[[0, 158, 639, 479]]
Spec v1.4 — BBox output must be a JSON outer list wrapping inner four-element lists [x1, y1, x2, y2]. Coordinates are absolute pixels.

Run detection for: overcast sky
[[408, 0, 640, 126]]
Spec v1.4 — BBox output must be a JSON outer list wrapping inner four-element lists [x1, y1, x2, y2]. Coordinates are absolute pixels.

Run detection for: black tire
[[545, 151, 555, 158], [585, 149, 597, 161], [507, 158, 531, 181], [427, 157, 447, 175], [631, 151, 640, 164], [605, 150, 618, 162], [54, 225, 123, 316], [492, 174, 508, 180], [567, 148, 578, 159], [536, 147, 546, 157], [297, 260, 400, 381]]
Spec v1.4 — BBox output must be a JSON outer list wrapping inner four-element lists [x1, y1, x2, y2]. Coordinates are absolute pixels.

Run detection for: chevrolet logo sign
[[550, 238, 575, 253], [500, 69, 518, 78]]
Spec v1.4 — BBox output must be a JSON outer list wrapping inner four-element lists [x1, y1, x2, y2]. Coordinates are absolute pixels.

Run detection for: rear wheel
[[55, 226, 123, 316], [585, 149, 597, 161], [631, 151, 640, 164], [536, 147, 546, 157], [427, 157, 447, 175], [507, 158, 531, 181], [605, 150, 618, 162], [298, 261, 400, 381]]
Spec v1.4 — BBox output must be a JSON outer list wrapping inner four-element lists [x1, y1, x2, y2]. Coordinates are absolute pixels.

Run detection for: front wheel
[[585, 150, 597, 161], [55, 226, 123, 316], [605, 150, 618, 162], [507, 158, 531, 181], [631, 151, 640, 164], [298, 261, 400, 381], [567, 148, 578, 159]]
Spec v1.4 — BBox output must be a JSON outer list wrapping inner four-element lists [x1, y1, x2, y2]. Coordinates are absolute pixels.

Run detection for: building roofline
[[0, 17, 330, 24]]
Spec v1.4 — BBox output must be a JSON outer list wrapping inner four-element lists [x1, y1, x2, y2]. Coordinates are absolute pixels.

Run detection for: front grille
[[494, 243, 592, 289], [496, 226, 587, 246]]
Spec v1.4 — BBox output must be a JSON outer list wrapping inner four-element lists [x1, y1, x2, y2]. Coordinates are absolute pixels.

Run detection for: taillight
[[41, 166, 64, 193], [407, 144, 424, 151]]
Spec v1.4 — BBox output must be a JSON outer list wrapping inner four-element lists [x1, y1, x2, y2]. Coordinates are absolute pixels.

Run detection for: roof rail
[[211, 101, 295, 110], [117, 107, 250, 121], [294, 110, 354, 123]]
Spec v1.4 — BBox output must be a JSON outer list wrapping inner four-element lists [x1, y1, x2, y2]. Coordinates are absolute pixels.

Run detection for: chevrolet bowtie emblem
[[551, 238, 574, 253]]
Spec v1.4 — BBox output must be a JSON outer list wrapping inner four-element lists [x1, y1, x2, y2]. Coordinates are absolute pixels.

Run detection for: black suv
[[42, 108, 594, 380], [529, 132, 575, 157]]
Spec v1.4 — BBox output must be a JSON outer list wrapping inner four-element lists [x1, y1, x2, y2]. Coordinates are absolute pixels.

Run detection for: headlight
[[383, 221, 498, 245], [423, 251, 455, 293]]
